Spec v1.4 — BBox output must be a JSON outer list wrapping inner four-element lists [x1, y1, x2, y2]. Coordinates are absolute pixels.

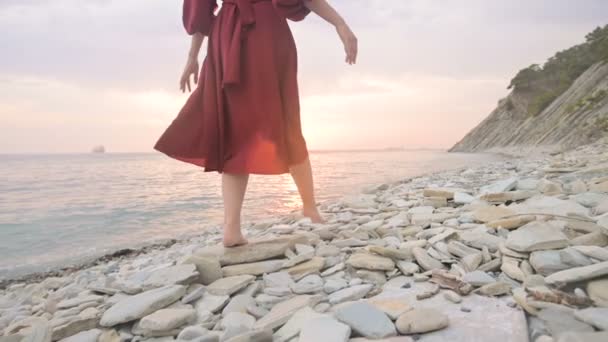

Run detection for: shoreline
[[0, 151, 509, 289]]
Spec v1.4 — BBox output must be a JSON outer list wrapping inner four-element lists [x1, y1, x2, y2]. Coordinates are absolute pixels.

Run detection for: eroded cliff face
[[450, 62, 608, 152]]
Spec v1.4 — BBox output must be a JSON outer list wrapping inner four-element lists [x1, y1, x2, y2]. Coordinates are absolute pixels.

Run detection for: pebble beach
[[2, 138, 608, 342]]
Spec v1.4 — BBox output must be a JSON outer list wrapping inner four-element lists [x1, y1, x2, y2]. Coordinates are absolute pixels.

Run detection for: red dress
[[154, 0, 311, 174]]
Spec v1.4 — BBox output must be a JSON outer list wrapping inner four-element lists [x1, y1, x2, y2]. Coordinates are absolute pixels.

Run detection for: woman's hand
[[336, 22, 357, 65], [180, 57, 199, 93]]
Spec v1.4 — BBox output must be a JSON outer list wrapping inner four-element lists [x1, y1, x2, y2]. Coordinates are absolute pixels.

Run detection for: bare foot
[[223, 234, 248, 248], [303, 207, 325, 224]]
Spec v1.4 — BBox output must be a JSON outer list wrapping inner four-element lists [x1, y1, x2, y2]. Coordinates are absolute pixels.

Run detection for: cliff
[[450, 26, 608, 152]]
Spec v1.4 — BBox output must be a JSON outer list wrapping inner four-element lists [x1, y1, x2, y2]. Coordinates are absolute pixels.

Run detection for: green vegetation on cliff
[[508, 25, 608, 116]]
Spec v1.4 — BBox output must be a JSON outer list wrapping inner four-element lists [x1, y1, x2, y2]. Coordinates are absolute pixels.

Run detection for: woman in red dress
[[155, 0, 357, 246]]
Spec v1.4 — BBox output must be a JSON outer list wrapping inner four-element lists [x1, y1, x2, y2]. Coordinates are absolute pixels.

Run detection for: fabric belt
[[221, 0, 271, 85]]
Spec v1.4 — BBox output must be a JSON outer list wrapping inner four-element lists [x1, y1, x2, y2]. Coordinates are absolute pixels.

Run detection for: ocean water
[[0, 151, 502, 280]]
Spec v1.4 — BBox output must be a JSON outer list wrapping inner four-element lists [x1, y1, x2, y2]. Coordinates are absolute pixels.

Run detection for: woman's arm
[[305, 0, 357, 64], [180, 33, 205, 93]]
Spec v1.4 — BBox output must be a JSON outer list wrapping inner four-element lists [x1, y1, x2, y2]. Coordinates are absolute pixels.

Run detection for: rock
[[195, 235, 308, 266], [477, 282, 511, 296], [263, 271, 293, 288], [207, 275, 255, 296], [328, 284, 373, 305], [335, 302, 396, 339], [572, 246, 608, 261], [463, 271, 495, 287], [291, 275, 323, 294], [454, 192, 475, 204], [136, 309, 196, 335], [395, 308, 448, 334], [479, 177, 518, 195], [396, 261, 419, 276], [510, 196, 589, 217], [333, 238, 367, 248], [587, 278, 608, 307], [182, 256, 222, 285], [571, 231, 608, 247], [367, 295, 411, 320], [444, 291, 463, 303], [60, 329, 102, 342], [356, 270, 386, 286], [424, 197, 448, 208], [506, 222, 569, 252], [423, 188, 454, 199], [459, 231, 503, 252], [220, 312, 256, 341], [574, 308, 608, 330], [412, 247, 445, 271], [461, 253, 482, 272], [299, 317, 350, 342], [222, 295, 255, 315], [272, 307, 327, 342], [545, 261, 608, 285], [100, 285, 186, 327], [556, 332, 608, 342], [221, 260, 284, 277], [97, 329, 119, 342], [447, 241, 481, 258], [177, 326, 209, 340], [51, 308, 100, 341], [473, 206, 515, 223], [537, 309, 594, 336], [487, 215, 535, 230], [182, 285, 205, 304], [347, 253, 395, 271], [530, 248, 592, 276], [19, 318, 52, 342], [324, 278, 348, 294], [316, 244, 341, 257], [287, 257, 325, 281], [223, 330, 272, 342], [368, 246, 411, 260], [253, 295, 320, 331], [194, 292, 229, 314], [143, 264, 199, 289], [57, 295, 104, 310]]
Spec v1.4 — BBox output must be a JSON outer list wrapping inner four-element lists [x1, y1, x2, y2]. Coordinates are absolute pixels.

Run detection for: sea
[[0, 150, 503, 281]]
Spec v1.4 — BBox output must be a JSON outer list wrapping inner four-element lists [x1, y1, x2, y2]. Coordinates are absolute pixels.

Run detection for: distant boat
[[91, 145, 106, 153]]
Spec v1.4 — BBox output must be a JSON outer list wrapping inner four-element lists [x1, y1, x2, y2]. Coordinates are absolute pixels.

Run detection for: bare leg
[[290, 157, 324, 223], [222, 173, 249, 247]]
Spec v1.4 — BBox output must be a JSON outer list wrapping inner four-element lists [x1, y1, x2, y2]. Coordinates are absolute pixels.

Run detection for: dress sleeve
[[183, 0, 217, 36], [272, 0, 312, 22]]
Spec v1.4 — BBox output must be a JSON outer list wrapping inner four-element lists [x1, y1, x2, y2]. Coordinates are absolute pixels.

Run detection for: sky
[[1, 0, 607, 153]]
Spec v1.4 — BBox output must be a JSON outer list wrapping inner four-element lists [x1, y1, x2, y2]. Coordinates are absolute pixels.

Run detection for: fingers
[[193, 70, 199, 85]]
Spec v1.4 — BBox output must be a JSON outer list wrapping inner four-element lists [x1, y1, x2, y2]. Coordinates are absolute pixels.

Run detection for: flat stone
[[454, 192, 475, 204], [545, 261, 608, 285], [273, 307, 327, 342], [324, 278, 348, 293], [143, 265, 199, 289], [368, 246, 412, 260], [194, 292, 230, 314], [506, 221, 569, 252], [587, 278, 608, 307], [299, 317, 351, 342], [423, 188, 454, 199], [57, 295, 104, 309], [283, 256, 323, 279], [195, 235, 309, 266], [574, 308, 608, 330], [333, 238, 368, 248], [335, 302, 396, 339], [100, 285, 186, 326], [367, 295, 411, 320], [572, 246, 608, 261], [347, 253, 395, 271], [459, 231, 503, 252], [182, 255, 222, 285], [329, 284, 373, 305], [60, 329, 102, 342], [263, 271, 293, 288], [291, 275, 323, 294], [177, 326, 209, 340], [222, 295, 255, 315], [530, 248, 592, 276], [537, 308, 594, 336], [447, 241, 481, 258], [510, 195, 590, 217], [396, 261, 420, 276], [477, 282, 511, 296], [207, 275, 255, 296], [479, 177, 518, 195], [556, 332, 608, 342], [253, 295, 319, 331], [463, 271, 495, 287], [220, 312, 256, 341], [223, 329, 272, 342], [395, 308, 448, 334], [487, 215, 535, 230], [221, 260, 284, 277], [412, 247, 445, 271], [52, 308, 99, 341], [473, 206, 515, 223], [17, 318, 52, 342], [137, 308, 196, 333]]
